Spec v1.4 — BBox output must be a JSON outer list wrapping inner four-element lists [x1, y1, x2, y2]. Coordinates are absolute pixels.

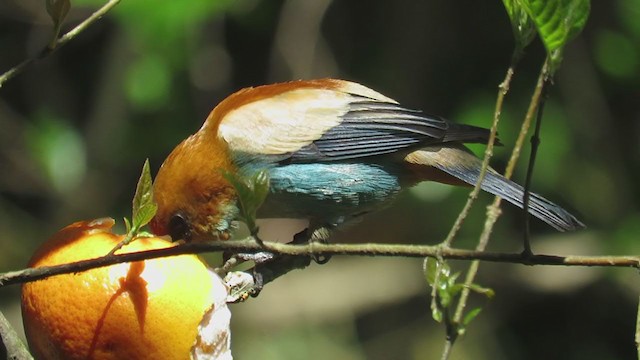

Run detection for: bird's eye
[[168, 213, 191, 242]]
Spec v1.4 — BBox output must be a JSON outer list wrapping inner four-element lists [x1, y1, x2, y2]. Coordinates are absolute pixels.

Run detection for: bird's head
[[150, 130, 238, 242]]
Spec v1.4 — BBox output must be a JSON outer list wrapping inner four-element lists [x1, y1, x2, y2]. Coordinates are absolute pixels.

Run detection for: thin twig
[[434, 57, 515, 356], [439, 57, 519, 357], [451, 60, 549, 322], [443, 57, 551, 358], [522, 62, 551, 255], [636, 295, 640, 360], [441, 69, 505, 247], [0, 0, 122, 89], [503, 58, 551, 180], [440, 340, 453, 360], [1, 238, 638, 288]]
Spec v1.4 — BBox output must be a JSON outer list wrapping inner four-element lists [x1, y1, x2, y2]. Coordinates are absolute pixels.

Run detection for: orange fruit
[[21, 218, 230, 360]]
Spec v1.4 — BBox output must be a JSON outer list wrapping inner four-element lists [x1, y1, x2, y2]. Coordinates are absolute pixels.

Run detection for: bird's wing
[[216, 79, 490, 162], [291, 99, 446, 161]]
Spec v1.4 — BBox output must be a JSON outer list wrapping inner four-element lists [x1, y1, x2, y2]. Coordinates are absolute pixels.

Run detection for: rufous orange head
[[150, 125, 238, 242]]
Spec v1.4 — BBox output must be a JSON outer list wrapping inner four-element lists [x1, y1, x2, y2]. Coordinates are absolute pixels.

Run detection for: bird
[[150, 78, 584, 243]]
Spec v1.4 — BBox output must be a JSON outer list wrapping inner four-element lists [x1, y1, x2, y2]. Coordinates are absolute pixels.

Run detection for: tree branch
[[0, 310, 33, 360], [1, 238, 638, 288], [0, 0, 122, 89]]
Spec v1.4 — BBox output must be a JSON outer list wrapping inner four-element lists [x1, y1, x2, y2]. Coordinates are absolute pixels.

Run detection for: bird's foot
[[235, 251, 277, 264], [293, 227, 332, 264]]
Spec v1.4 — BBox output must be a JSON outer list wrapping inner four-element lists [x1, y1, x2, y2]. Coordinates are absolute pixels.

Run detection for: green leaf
[[520, 0, 590, 70], [424, 257, 438, 285], [251, 170, 271, 212], [466, 284, 495, 299], [439, 288, 452, 308], [448, 271, 461, 285], [448, 283, 464, 298], [123, 217, 132, 233], [46, 0, 71, 43], [462, 307, 483, 327], [222, 169, 270, 235], [502, 0, 537, 55], [46, 0, 71, 26], [425, 258, 452, 289], [132, 159, 157, 230], [432, 307, 443, 323]]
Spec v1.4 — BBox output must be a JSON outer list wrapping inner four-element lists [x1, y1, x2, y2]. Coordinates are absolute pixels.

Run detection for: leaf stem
[[106, 228, 137, 256]]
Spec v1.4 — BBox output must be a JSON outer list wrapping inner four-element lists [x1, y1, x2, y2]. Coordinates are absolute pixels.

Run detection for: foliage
[[504, 0, 590, 70], [222, 169, 270, 236], [120, 159, 157, 249], [130, 159, 157, 232], [45, 0, 71, 44], [424, 258, 494, 337]]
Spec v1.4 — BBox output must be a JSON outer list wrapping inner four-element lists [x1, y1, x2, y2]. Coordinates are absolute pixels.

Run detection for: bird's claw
[[236, 251, 277, 264], [293, 227, 333, 265]]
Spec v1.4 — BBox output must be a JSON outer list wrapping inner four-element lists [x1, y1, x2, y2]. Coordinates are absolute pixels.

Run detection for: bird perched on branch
[[150, 79, 583, 243]]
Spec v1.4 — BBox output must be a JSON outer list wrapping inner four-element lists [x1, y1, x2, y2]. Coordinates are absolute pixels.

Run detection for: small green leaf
[[425, 258, 453, 292], [46, 0, 71, 44], [448, 271, 461, 285], [132, 159, 157, 230], [439, 287, 452, 307], [467, 284, 495, 299], [46, 0, 71, 26], [462, 307, 483, 327], [251, 169, 271, 212], [424, 257, 438, 285], [432, 307, 443, 323], [222, 169, 270, 234], [520, 0, 590, 70], [135, 230, 155, 238], [448, 283, 464, 298], [562, 1, 590, 43], [502, 0, 537, 55], [123, 217, 132, 233]]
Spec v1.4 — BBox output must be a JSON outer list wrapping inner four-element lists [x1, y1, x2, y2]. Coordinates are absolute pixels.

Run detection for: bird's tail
[[405, 146, 585, 231]]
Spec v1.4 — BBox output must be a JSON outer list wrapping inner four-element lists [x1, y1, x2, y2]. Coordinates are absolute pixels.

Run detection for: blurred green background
[[1, 0, 639, 359]]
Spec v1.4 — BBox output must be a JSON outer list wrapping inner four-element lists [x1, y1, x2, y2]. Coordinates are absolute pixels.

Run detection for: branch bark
[[0, 310, 33, 360], [1, 238, 638, 288]]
